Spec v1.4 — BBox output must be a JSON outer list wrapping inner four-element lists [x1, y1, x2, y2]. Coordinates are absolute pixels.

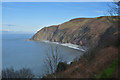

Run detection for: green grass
[[96, 58, 118, 78]]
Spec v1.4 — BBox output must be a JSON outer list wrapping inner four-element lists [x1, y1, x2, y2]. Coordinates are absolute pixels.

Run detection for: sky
[[2, 0, 113, 2], [2, 2, 112, 33]]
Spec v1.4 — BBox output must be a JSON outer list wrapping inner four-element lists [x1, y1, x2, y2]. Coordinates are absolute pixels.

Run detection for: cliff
[[30, 16, 118, 47]]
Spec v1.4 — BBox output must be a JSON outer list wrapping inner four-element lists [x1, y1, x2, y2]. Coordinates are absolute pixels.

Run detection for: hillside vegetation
[[31, 16, 119, 78], [30, 16, 118, 48]]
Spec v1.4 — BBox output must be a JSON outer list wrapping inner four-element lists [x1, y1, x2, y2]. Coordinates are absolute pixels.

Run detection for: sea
[[2, 33, 83, 77]]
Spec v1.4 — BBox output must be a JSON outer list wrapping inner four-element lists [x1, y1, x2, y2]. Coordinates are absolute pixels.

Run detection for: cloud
[[7, 24, 15, 26], [2, 24, 16, 27], [95, 10, 106, 13], [3, 29, 11, 31]]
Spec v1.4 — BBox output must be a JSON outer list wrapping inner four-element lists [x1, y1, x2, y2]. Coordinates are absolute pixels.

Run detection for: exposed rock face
[[30, 16, 118, 47]]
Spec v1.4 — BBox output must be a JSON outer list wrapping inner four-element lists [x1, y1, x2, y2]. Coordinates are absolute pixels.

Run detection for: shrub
[[2, 67, 34, 78], [96, 58, 118, 78], [56, 62, 68, 73]]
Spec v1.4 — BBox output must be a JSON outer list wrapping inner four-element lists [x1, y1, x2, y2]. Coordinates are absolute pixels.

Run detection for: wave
[[40, 40, 87, 52], [60, 43, 86, 52]]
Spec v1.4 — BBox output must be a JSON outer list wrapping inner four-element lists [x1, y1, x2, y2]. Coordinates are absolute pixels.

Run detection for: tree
[[56, 62, 68, 73], [108, 0, 120, 16], [2, 67, 34, 78], [44, 45, 63, 75], [107, 0, 120, 25], [107, 0, 120, 47], [0, 71, 1, 80]]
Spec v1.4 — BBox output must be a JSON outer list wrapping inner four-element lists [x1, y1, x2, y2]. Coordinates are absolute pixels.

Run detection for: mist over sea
[[2, 33, 83, 76]]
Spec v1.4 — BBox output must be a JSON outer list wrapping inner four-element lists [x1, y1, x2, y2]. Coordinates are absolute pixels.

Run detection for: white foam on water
[[41, 40, 86, 52]]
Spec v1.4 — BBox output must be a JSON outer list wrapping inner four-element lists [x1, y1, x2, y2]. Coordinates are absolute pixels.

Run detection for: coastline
[[29, 40, 87, 52]]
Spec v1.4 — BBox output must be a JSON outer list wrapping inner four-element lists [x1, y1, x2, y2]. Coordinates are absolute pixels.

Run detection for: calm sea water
[[2, 34, 83, 77]]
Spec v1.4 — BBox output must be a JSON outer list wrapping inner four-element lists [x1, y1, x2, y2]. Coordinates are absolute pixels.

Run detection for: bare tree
[[0, 71, 1, 80], [2, 67, 34, 78], [44, 45, 63, 75], [107, 0, 120, 25], [108, 0, 120, 16]]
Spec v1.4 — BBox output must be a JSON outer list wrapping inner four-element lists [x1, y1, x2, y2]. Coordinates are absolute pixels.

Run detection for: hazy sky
[[2, 2, 111, 33]]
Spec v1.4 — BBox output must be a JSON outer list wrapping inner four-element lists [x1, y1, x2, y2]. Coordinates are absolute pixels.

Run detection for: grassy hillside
[[30, 16, 118, 48], [31, 16, 119, 78]]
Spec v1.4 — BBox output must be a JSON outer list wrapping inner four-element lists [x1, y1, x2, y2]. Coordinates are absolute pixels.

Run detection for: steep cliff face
[[30, 16, 118, 47], [31, 25, 59, 41]]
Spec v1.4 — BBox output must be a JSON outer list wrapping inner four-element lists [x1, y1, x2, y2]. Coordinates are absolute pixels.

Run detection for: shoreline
[[29, 40, 87, 52]]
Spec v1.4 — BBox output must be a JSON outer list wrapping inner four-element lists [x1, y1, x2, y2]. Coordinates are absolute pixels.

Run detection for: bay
[[2, 33, 83, 77]]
